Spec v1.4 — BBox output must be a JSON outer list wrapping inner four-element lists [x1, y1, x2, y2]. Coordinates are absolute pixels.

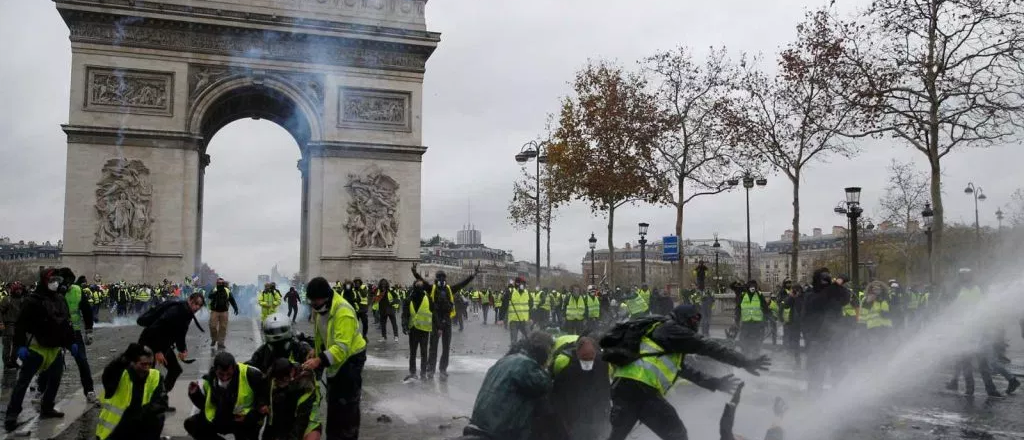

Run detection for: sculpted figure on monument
[[94, 158, 155, 246], [345, 169, 399, 249]]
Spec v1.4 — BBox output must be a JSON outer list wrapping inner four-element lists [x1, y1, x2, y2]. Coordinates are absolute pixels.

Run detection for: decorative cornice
[[320, 255, 418, 261], [54, 0, 440, 42], [60, 9, 434, 72], [62, 250, 184, 258], [63, 125, 203, 150], [305, 140, 426, 162]]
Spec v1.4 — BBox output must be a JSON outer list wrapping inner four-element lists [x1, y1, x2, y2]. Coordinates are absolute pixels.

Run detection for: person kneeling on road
[[263, 358, 322, 440], [96, 343, 167, 440], [185, 352, 268, 440]]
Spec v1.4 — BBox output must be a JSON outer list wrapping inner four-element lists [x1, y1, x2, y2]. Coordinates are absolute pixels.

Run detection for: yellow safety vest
[[565, 295, 586, 321], [96, 369, 161, 440], [863, 300, 892, 329], [626, 295, 648, 317], [429, 285, 457, 318], [313, 293, 367, 378], [548, 334, 580, 376], [410, 296, 433, 332], [587, 294, 601, 318], [508, 289, 531, 322], [740, 293, 764, 322], [204, 363, 254, 422], [269, 378, 321, 435], [613, 324, 683, 395]]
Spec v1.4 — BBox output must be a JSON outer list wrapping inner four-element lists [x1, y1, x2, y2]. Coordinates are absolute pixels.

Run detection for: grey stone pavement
[[1, 305, 1022, 440]]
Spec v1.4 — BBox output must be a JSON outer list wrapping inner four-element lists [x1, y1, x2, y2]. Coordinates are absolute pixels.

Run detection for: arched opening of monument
[[194, 84, 315, 286], [200, 119, 302, 286]]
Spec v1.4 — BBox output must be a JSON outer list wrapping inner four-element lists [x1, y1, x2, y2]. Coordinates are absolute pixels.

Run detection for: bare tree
[[1008, 189, 1024, 227], [645, 46, 740, 291], [0, 261, 36, 285], [848, 0, 1024, 282], [878, 159, 930, 281], [724, 7, 866, 283]]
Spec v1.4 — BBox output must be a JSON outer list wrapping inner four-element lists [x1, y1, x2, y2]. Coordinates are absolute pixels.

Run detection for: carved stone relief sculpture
[[85, 67, 173, 115], [338, 87, 411, 131], [94, 158, 155, 247], [344, 169, 399, 249]]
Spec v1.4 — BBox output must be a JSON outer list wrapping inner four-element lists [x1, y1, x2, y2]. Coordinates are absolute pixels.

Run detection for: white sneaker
[[86, 392, 99, 404], [393, 336, 399, 342], [378, 338, 386, 343]]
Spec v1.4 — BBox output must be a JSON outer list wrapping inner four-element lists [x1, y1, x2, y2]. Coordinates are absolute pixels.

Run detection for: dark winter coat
[[15, 289, 75, 349], [469, 353, 552, 440], [138, 301, 194, 353], [649, 319, 750, 390]]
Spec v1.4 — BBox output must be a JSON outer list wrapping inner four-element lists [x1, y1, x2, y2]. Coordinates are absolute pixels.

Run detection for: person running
[[413, 263, 478, 381], [258, 283, 283, 324], [208, 279, 238, 352], [284, 287, 301, 324], [5, 268, 77, 430], [137, 292, 206, 411], [66, 273, 98, 404]]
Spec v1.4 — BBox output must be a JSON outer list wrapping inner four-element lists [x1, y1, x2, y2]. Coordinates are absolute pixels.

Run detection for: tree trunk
[[675, 177, 686, 298], [607, 205, 616, 287], [928, 154, 943, 287], [790, 173, 801, 283]]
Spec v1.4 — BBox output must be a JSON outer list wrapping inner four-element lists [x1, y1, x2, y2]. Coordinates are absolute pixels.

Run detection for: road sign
[[662, 235, 679, 261]]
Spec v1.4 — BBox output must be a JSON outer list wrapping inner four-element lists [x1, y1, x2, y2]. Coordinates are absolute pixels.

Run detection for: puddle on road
[[897, 408, 1024, 439]]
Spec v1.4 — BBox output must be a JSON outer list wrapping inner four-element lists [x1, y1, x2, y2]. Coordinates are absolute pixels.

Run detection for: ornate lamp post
[[922, 202, 934, 286], [514, 140, 548, 285], [712, 233, 721, 292], [833, 187, 865, 291], [638, 222, 649, 284], [588, 232, 597, 286], [996, 208, 1004, 230], [727, 172, 767, 282], [964, 182, 986, 270]]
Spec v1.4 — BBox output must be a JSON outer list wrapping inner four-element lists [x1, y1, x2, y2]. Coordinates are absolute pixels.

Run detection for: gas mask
[[47, 281, 60, 292], [217, 379, 230, 388], [580, 360, 595, 371], [314, 302, 330, 314]]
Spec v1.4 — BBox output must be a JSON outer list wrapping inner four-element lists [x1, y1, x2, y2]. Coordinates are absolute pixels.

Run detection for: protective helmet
[[262, 314, 293, 344]]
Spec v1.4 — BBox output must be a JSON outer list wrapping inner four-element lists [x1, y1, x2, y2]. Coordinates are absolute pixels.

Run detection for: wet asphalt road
[[1, 306, 1022, 440]]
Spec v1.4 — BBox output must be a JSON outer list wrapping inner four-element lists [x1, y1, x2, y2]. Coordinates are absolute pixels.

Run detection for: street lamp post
[[712, 234, 721, 292], [588, 233, 597, 286], [727, 172, 767, 282], [996, 208, 1004, 230], [922, 202, 934, 286], [638, 223, 649, 284], [834, 187, 865, 291], [514, 140, 548, 285], [964, 182, 986, 270]]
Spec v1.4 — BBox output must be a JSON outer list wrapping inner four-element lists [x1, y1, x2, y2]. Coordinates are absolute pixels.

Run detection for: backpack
[[137, 299, 181, 327], [599, 315, 670, 366]]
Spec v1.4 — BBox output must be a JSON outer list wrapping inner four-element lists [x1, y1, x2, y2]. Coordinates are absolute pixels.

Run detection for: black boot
[[1007, 378, 1021, 395], [39, 408, 65, 419]]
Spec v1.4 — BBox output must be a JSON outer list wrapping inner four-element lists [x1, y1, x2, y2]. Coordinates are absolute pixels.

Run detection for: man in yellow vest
[[96, 343, 166, 440], [562, 286, 589, 335], [258, 283, 282, 324], [606, 305, 770, 440], [736, 280, 771, 357], [185, 352, 268, 440], [504, 279, 534, 345], [302, 276, 367, 439], [352, 278, 371, 340], [412, 264, 478, 380], [945, 268, 1002, 397], [402, 280, 433, 381]]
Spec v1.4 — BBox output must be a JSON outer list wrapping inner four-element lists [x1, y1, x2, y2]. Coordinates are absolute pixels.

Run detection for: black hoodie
[[15, 269, 75, 349], [802, 268, 850, 338]]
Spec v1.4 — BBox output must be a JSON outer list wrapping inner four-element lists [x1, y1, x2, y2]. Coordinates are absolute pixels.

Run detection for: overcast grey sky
[[1, 1, 1019, 283]]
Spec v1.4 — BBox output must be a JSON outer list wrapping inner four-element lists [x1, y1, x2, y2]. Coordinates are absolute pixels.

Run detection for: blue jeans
[[5, 349, 64, 419]]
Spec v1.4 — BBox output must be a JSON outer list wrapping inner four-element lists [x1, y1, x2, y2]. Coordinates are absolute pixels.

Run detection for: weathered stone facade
[[57, 0, 438, 283]]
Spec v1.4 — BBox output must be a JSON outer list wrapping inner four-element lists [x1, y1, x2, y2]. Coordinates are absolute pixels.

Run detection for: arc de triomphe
[[56, 0, 438, 283]]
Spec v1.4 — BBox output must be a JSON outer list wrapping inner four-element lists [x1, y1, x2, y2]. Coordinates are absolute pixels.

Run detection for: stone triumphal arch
[[56, 0, 438, 283]]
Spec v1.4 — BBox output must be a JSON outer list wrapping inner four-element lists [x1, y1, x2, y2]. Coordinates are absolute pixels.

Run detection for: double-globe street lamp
[[922, 202, 934, 286], [514, 140, 548, 285], [638, 222, 649, 284], [589, 232, 598, 286], [996, 208, 1005, 230], [833, 187, 872, 291], [727, 172, 767, 282], [964, 182, 986, 270]]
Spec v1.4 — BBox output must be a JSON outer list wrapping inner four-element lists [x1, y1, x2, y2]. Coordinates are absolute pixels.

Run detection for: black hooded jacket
[[15, 270, 75, 349], [138, 301, 194, 353], [802, 268, 850, 338]]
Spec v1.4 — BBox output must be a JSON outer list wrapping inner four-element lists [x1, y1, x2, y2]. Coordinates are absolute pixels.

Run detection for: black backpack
[[136, 299, 181, 327], [599, 315, 669, 366]]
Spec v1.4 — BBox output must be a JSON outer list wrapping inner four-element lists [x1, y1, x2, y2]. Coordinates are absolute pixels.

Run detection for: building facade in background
[[580, 237, 753, 290]]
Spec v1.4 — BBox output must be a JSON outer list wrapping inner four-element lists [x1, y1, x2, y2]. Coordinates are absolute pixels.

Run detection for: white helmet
[[262, 314, 293, 344]]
